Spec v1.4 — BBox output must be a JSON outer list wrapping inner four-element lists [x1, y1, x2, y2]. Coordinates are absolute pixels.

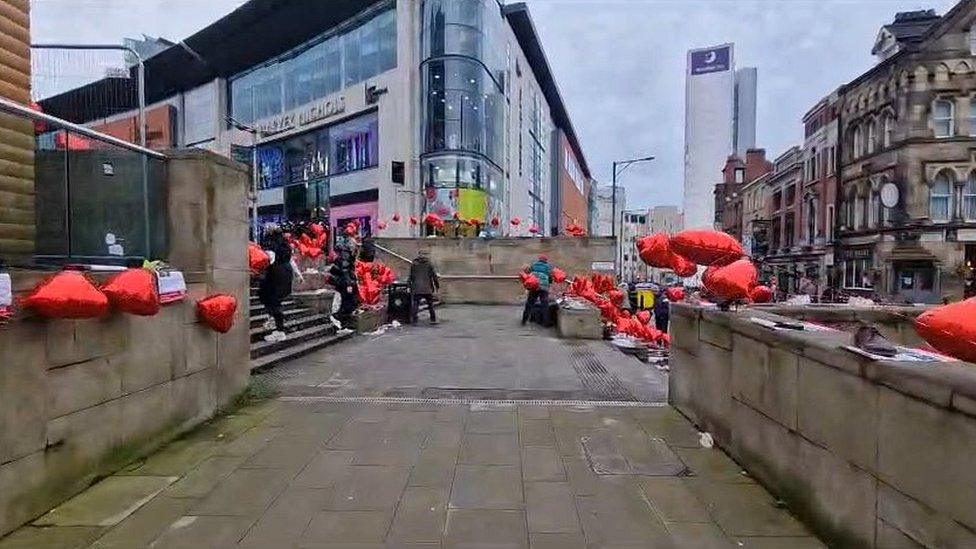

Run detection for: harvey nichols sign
[[258, 97, 346, 136], [690, 45, 731, 75]]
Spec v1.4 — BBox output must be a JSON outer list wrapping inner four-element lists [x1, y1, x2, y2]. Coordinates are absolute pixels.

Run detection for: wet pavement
[[0, 306, 824, 548]]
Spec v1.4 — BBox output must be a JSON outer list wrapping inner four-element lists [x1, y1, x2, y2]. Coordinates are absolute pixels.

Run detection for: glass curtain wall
[[421, 0, 506, 234], [230, 5, 396, 126]]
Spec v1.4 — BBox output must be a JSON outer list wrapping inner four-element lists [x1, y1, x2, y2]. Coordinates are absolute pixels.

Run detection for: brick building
[[714, 148, 772, 240], [837, 1, 976, 302], [763, 146, 804, 292], [795, 89, 842, 290]]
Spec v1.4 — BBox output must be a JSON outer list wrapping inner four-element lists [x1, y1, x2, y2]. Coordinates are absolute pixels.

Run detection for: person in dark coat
[[522, 255, 554, 325], [330, 237, 359, 326], [653, 288, 670, 333], [359, 235, 376, 263], [408, 249, 439, 324], [258, 225, 294, 341]]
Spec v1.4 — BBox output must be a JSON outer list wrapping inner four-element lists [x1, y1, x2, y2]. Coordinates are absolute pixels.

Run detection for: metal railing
[[0, 97, 167, 264]]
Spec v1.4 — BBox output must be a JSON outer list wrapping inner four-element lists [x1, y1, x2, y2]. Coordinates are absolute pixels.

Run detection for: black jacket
[[409, 256, 439, 295], [258, 233, 293, 304]]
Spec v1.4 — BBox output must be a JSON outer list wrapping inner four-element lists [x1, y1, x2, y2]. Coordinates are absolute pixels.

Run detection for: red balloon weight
[[750, 285, 774, 303], [665, 287, 685, 302], [670, 230, 744, 266], [22, 271, 109, 319], [914, 298, 976, 363], [196, 294, 238, 333], [102, 268, 161, 316]]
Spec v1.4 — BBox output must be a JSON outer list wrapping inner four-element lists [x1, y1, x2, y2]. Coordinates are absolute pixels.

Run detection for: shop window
[[933, 100, 954, 138], [843, 257, 874, 289], [965, 172, 976, 221], [331, 113, 379, 175], [184, 83, 215, 146], [930, 171, 953, 222]]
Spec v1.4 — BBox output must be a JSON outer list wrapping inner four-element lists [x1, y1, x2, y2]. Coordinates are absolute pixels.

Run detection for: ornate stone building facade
[[838, 2, 976, 303]]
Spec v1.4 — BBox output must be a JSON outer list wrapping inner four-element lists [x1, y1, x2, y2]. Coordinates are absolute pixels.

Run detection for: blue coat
[[528, 261, 553, 291]]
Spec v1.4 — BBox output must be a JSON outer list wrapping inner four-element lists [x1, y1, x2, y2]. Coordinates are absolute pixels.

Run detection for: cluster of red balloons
[[19, 269, 236, 333], [564, 275, 672, 348], [355, 261, 396, 306]]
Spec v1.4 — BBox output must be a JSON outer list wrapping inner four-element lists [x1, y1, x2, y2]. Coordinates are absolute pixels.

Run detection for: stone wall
[[0, 150, 250, 537], [756, 303, 927, 347], [374, 237, 615, 304], [0, 0, 34, 261], [670, 303, 976, 548]]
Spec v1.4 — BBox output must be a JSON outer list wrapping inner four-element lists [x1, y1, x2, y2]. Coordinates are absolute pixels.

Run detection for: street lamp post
[[611, 156, 655, 238], [611, 156, 654, 279]]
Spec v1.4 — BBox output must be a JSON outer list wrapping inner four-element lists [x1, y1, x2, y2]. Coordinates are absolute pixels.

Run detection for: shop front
[[839, 246, 876, 298], [255, 110, 380, 236]]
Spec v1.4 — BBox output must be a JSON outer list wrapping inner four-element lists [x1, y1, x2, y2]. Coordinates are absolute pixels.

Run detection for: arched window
[[964, 172, 976, 221], [854, 194, 865, 229], [930, 171, 953, 222], [869, 191, 881, 228], [867, 119, 877, 154], [883, 113, 894, 147], [933, 100, 954, 137], [852, 125, 864, 157]]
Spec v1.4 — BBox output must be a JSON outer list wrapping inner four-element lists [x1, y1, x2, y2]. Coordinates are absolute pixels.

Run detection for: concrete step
[[249, 313, 332, 343], [250, 331, 354, 373], [250, 300, 296, 316], [249, 307, 317, 329], [250, 322, 338, 359]]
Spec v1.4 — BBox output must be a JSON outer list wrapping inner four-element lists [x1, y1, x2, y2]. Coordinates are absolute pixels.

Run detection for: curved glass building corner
[[420, 0, 507, 234]]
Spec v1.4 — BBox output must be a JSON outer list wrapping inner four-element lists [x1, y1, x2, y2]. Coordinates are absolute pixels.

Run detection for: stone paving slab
[[0, 306, 827, 548]]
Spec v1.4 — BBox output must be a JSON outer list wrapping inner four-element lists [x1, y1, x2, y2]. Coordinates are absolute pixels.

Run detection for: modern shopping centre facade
[[41, 0, 592, 239]]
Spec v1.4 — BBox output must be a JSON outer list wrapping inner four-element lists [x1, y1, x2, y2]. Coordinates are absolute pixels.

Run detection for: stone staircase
[[249, 286, 352, 372]]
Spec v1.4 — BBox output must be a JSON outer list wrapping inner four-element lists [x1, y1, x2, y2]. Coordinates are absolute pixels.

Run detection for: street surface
[[0, 306, 823, 548]]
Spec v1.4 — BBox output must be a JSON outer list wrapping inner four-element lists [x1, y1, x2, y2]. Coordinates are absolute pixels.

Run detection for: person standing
[[653, 288, 670, 333], [521, 255, 553, 325], [330, 236, 359, 327], [259, 224, 294, 342], [409, 249, 440, 324]]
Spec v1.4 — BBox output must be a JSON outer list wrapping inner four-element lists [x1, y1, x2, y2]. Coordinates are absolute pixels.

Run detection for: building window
[[867, 119, 877, 154], [826, 204, 835, 241], [843, 257, 874, 289], [827, 146, 835, 175], [784, 213, 795, 248], [230, 6, 396, 125], [852, 125, 864, 158], [735, 168, 744, 183], [331, 112, 379, 175], [854, 194, 864, 229], [930, 171, 953, 222], [964, 172, 976, 221], [869, 191, 880, 228], [882, 114, 894, 148], [933, 100, 954, 138], [806, 196, 817, 244], [970, 98, 976, 137]]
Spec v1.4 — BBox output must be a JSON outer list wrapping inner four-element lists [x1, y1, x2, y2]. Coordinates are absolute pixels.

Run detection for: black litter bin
[[387, 282, 412, 324]]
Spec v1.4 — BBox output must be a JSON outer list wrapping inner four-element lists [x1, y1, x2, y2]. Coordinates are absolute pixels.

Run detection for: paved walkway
[[0, 306, 824, 548]]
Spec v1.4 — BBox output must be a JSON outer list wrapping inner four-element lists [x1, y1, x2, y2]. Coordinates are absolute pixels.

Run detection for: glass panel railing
[[1, 97, 168, 265]]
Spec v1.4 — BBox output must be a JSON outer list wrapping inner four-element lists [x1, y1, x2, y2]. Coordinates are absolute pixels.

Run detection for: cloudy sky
[[31, 0, 958, 209]]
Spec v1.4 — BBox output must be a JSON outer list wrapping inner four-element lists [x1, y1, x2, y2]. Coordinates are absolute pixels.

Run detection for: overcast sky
[[31, 0, 958, 209]]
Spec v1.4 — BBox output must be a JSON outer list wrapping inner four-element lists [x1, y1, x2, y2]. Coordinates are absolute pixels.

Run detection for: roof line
[[503, 2, 592, 179]]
